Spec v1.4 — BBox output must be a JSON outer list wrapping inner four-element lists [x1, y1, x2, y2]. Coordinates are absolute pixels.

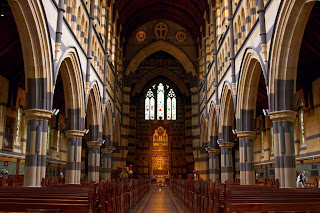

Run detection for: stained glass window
[[145, 83, 177, 120], [145, 89, 154, 120], [167, 97, 171, 120], [16, 109, 21, 144], [157, 83, 164, 120], [300, 110, 305, 144], [57, 129, 60, 153], [167, 89, 176, 120]]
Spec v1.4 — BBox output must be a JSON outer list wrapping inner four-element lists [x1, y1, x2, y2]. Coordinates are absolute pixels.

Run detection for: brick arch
[[125, 40, 196, 76]]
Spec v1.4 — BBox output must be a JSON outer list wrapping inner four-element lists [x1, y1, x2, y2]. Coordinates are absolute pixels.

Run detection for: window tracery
[[145, 83, 176, 121]]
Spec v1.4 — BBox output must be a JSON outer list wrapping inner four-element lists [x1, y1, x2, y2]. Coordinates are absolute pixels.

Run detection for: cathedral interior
[[0, 0, 319, 211]]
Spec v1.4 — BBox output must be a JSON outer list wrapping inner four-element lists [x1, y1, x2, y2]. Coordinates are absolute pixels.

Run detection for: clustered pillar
[[269, 110, 296, 188], [208, 149, 220, 182], [101, 147, 113, 181], [220, 142, 234, 183], [65, 130, 84, 184], [87, 141, 102, 183], [24, 109, 52, 187], [237, 131, 255, 185]]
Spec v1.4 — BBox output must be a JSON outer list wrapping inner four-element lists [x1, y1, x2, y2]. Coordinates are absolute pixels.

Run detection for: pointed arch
[[55, 48, 85, 130], [208, 102, 219, 149], [269, 0, 316, 112], [219, 84, 236, 143], [103, 100, 113, 147], [8, 0, 53, 110], [125, 40, 196, 76], [86, 82, 103, 141], [132, 67, 190, 96], [236, 48, 267, 131]]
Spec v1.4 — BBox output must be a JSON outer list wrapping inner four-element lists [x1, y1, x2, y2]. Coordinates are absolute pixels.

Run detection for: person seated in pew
[[297, 172, 305, 188]]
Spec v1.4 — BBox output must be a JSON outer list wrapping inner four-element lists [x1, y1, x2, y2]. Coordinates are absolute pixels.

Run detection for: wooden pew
[[0, 185, 91, 212], [223, 182, 320, 213]]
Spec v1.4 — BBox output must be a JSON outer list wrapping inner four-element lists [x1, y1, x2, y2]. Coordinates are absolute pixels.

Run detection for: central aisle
[[133, 187, 189, 213]]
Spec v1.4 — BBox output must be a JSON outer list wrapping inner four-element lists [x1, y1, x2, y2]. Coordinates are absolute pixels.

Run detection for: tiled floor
[[133, 187, 189, 213]]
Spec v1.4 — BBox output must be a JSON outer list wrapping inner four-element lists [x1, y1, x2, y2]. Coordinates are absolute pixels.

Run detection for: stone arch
[[219, 83, 236, 142], [125, 40, 196, 76], [55, 48, 85, 131], [8, 0, 53, 110], [103, 100, 113, 146], [236, 48, 267, 131], [208, 103, 219, 149], [86, 82, 103, 142], [131, 67, 190, 96], [269, 0, 316, 112]]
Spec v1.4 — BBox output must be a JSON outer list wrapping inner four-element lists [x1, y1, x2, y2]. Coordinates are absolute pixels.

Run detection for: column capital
[[237, 131, 256, 139], [24, 109, 52, 121], [190, 87, 198, 93], [65, 130, 85, 138], [208, 148, 220, 154], [87, 141, 103, 148], [123, 86, 131, 92], [219, 142, 234, 148], [101, 147, 114, 154], [269, 110, 297, 122]]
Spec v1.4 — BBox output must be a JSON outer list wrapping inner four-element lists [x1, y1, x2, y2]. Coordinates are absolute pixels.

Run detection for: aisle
[[132, 187, 189, 213]]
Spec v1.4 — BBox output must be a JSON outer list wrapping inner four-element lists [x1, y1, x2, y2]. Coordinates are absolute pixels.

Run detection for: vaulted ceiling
[[114, 0, 210, 47]]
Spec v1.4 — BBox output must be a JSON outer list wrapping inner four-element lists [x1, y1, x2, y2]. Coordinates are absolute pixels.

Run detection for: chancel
[[0, 0, 319, 212]]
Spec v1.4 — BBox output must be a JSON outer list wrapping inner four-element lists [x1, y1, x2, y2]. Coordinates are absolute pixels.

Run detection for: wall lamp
[[52, 108, 60, 115]]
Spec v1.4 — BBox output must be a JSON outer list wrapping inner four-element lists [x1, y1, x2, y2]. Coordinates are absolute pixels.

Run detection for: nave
[[133, 187, 188, 213]]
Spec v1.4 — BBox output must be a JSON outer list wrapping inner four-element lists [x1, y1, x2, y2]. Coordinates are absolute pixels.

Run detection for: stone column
[[87, 141, 102, 183], [208, 149, 220, 182], [237, 131, 255, 185], [65, 130, 84, 184], [220, 142, 234, 183], [269, 110, 296, 188], [101, 147, 113, 181], [24, 109, 51, 187]]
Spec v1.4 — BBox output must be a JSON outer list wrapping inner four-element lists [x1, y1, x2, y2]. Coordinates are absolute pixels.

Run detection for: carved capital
[[208, 148, 220, 154], [65, 130, 85, 138], [236, 131, 256, 139], [87, 141, 103, 148], [24, 109, 52, 121], [219, 142, 234, 148], [269, 110, 297, 123], [101, 147, 114, 154]]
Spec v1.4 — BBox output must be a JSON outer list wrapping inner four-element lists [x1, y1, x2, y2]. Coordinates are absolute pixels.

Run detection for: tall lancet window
[[167, 89, 176, 120], [145, 89, 155, 120], [157, 83, 165, 120], [145, 83, 177, 121]]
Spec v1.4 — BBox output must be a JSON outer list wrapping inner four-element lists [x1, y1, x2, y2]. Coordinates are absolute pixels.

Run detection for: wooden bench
[[0, 186, 91, 213], [223, 182, 320, 213]]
